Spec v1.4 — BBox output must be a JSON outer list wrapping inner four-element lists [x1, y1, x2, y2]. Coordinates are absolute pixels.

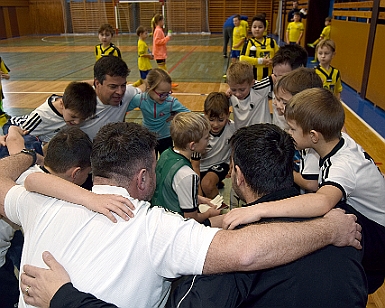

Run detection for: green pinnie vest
[[151, 148, 192, 216]]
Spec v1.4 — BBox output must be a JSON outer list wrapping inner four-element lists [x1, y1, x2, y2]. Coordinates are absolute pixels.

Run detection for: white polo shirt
[[5, 184, 219, 308]]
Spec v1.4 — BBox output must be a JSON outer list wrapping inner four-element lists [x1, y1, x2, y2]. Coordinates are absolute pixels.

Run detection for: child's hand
[[225, 87, 232, 98], [86, 194, 136, 223], [222, 206, 262, 229], [263, 57, 272, 66], [206, 207, 221, 218]]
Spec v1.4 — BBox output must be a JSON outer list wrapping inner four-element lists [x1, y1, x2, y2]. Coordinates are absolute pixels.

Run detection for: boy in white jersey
[[223, 88, 385, 294], [226, 61, 273, 130], [273, 67, 323, 193], [191, 92, 235, 199], [3, 82, 96, 145]]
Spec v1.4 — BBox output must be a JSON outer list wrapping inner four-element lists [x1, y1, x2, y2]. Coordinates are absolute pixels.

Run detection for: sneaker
[[171, 83, 178, 88], [223, 54, 228, 58], [222, 74, 227, 79], [307, 43, 315, 48]]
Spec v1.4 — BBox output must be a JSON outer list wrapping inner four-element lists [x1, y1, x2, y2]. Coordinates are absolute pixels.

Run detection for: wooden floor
[[1, 34, 385, 306]]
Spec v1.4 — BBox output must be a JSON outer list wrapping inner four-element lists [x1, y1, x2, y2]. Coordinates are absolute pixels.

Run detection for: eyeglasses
[[153, 89, 172, 99]]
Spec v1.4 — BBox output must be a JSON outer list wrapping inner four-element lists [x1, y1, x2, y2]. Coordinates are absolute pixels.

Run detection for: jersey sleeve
[[172, 166, 199, 212], [319, 157, 356, 200], [125, 90, 141, 112]]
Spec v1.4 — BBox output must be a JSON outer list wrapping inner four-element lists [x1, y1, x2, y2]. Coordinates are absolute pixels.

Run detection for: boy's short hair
[[146, 68, 172, 92], [272, 44, 308, 69], [98, 24, 114, 36], [316, 39, 336, 53], [252, 14, 266, 28], [293, 12, 301, 17], [233, 14, 241, 20], [44, 126, 92, 173], [226, 61, 254, 85], [62, 82, 97, 120], [136, 26, 147, 36], [274, 67, 323, 96], [170, 112, 210, 149], [230, 123, 295, 196], [204, 92, 230, 118], [325, 16, 332, 22], [285, 88, 345, 142], [94, 56, 130, 84]]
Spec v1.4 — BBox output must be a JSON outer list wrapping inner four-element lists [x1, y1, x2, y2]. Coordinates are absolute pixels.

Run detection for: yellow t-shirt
[[321, 25, 331, 40], [287, 21, 304, 42], [315, 65, 343, 95], [232, 25, 247, 51], [137, 39, 152, 71], [94, 43, 122, 61]]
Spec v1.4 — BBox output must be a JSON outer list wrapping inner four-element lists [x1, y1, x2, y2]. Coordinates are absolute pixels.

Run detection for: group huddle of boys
[[0, 14, 384, 307]]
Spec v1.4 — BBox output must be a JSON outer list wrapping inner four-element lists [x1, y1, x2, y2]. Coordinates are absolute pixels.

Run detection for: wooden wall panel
[[70, 0, 114, 33], [366, 24, 385, 110], [29, 0, 64, 34], [16, 7, 33, 36], [139, 3, 162, 32], [331, 19, 369, 92], [167, 0, 207, 33], [208, 0, 274, 34]]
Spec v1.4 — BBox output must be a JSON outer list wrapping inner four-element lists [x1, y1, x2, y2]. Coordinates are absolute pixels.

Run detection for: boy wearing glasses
[[127, 69, 189, 157]]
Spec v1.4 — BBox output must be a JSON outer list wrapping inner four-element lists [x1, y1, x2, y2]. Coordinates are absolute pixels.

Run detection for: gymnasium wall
[[331, 19, 369, 93], [367, 24, 385, 111], [332, 0, 385, 111]]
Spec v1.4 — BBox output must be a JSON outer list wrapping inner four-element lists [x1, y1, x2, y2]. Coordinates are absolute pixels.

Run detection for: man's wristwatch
[[20, 148, 37, 167]]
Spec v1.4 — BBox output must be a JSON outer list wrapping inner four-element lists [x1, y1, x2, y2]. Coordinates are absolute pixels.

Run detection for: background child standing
[[315, 39, 342, 100], [0, 56, 10, 126], [152, 14, 177, 87], [286, 12, 304, 45], [127, 68, 189, 157], [240, 14, 279, 81], [231, 15, 247, 63], [134, 26, 153, 86], [308, 16, 332, 62], [94, 24, 121, 61]]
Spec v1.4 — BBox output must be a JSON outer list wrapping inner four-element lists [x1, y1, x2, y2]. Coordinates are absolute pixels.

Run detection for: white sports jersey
[[319, 132, 385, 226], [0, 165, 43, 268], [299, 148, 320, 194], [5, 184, 218, 308], [79, 86, 139, 140], [173, 165, 199, 212], [230, 76, 273, 130], [9, 95, 64, 143], [200, 121, 236, 172]]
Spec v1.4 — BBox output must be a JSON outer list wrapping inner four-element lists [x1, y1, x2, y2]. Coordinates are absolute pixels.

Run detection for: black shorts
[[200, 163, 230, 182]]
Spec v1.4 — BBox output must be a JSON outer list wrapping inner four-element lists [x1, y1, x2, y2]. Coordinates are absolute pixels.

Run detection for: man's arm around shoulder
[[0, 152, 35, 217], [202, 208, 362, 274]]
